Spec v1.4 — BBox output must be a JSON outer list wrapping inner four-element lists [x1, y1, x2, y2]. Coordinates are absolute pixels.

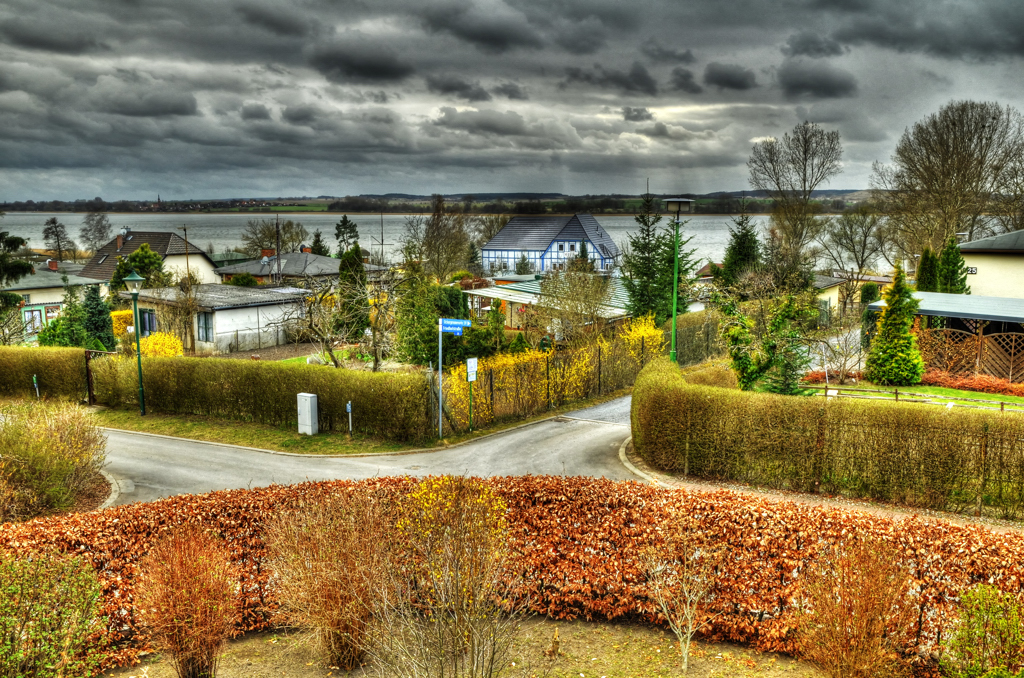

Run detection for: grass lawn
[[810, 380, 1024, 410], [85, 386, 633, 455], [105, 619, 820, 678]]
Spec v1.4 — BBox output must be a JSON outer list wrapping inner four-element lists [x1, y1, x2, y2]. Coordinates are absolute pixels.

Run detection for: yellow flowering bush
[[110, 310, 133, 337], [139, 332, 184, 357], [620, 313, 666, 367]]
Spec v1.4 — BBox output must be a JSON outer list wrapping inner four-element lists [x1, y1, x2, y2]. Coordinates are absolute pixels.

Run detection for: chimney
[[300, 246, 312, 253], [261, 248, 276, 258], [47, 259, 58, 271], [116, 234, 123, 250]]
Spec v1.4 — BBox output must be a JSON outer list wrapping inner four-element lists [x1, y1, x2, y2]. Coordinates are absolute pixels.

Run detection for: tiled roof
[[500, 276, 630, 312], [4, 264, 105, 292], [814, 274, 846, 290], [482, 214, 621, 260], [960, 230, 1024, 253], [120, 284, 305, 311], [80, 231, 212, 281], [215, 252, 385, 277]]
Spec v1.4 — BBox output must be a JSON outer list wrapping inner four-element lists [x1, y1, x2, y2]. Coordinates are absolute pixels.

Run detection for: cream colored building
[[960, 231, 1024, 299], [3, 260, 108, 334]]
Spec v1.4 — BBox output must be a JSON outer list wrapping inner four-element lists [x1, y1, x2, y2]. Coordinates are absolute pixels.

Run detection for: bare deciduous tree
[[473, 214, 510, 246], [239, 218, 310, 257], [871, 100, 1024, 258], [422, 194, 470, 283], [79, 212, 112, 254], [816, 206, 885, 314], [537, 270, 610, 346]]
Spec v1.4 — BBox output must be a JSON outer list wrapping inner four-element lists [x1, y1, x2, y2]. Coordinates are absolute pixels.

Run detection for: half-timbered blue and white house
[[480, 214, 620, 273]]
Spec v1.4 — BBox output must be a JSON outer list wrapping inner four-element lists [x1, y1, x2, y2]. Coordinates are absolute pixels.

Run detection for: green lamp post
[[663, 198, 692, 364], [124, 269, 146, 415]]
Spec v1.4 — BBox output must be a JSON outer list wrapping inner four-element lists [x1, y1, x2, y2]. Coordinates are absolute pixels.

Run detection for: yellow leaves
[[110, 310, 134, 338], [620, 314, 666, 367], [139, 332, 184, 357]]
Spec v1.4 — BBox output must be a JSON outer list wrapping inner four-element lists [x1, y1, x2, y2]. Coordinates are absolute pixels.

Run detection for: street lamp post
[[663, 198, 691, 364], [125, 269, 146, 415]]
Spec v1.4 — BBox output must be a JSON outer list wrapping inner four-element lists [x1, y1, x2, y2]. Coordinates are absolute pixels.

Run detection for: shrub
[[632, 357, 1024, 515], [865, 262, 924, 386], [226, 272, 257, 287], [263, 491, 391, 670], [139, 331, 184, 357], [136, 526, 237, 678], [921, 370, 1024, 399], [0, 401, 106, 521], [110, 310, 133, 337], [0, 346, 86, 400], [621, 313, 666, 368], [796, 540, 913, 678], [0, 549, 106, 678], [679, 360, 738, 389], [943, 584, 1024, 677]]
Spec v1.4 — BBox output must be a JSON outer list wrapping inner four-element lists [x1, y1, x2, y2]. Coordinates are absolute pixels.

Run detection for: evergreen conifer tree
[[309, 230, 331, 256], [82, 285, 116, 351], [334, 215, 359, 255], [859, 282, 880, 347], [865, 262, 924, 385], [0, 231, 33, 312], [915, 247, 939, 292], [110, 244, 164, 291], [337, 243, 369, 340], [719, 209, 760, 286], [515, 253, 532, 274], [937, 236, 970, 294]]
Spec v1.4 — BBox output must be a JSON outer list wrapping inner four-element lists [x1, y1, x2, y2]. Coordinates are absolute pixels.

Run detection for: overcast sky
[[0, 0, 1022, 201]]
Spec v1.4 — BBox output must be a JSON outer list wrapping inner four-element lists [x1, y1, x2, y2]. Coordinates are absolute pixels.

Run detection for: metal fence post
[[597, 345, 602, 396], [489, 368, 495, 417], [546, 355, 551, 409]]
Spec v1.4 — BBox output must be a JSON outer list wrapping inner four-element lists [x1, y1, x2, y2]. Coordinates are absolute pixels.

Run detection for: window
[[569, 243, 575, 252], [197, 312, 214, 342], [139, 309, 157, 337], [24, 309, 42, 333], [20, 294, 29, 304], [558, 243, 564, 251], [45, 306, 60, 321]]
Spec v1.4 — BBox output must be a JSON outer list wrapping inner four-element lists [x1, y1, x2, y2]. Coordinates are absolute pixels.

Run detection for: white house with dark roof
[[481, 214, 620, 273], [4, 260, 107, 335], [81, 228, 219, 285], [959, 230, 1024, 299]]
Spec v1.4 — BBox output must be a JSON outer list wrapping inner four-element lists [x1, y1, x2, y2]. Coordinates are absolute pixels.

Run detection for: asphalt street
[[103, 396, 635, 506]]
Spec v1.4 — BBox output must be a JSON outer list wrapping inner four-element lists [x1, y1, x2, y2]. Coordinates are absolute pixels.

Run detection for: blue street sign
[[440, 318, 471, 332]]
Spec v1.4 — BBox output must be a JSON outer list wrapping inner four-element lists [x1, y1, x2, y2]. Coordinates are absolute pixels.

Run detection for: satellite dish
[[261, 256, 269, 265]]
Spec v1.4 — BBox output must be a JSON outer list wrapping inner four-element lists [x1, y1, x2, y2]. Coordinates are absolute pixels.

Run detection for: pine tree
[[515, 253, 532, 274], [337, 243, 369, 340], [110, 243, 164, 291], [82, 285, 116, 351], [0, 231, 34, 312], [937, 236, 970, 294], [571, 241, 595, 272], [660, 221, 698, 320], [719, 209, 760, 286], [335, 215, 359, 254], [859, 282, 880, 347], [43, 217, 76, 262], [865, 262, 925, 386], [310, 230, 331, 256], [916, 246, 939, 292]]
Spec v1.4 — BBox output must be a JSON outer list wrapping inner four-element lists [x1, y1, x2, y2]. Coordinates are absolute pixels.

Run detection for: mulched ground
[[71, 470, 111, 514]]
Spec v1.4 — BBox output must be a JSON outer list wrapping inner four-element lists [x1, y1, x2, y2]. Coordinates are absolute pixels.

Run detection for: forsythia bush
[[139, 332, 183, 358], [2, 475, 1022, 673], [620, 313, 666, 367], [110, 310, 133, 338]]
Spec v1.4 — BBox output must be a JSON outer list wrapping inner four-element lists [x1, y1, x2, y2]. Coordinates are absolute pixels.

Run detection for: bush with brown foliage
[[136, 527, 238, 678], [263, 490, 392, 670], [797, 540, 914, 678], [679, 360, 739, 389]]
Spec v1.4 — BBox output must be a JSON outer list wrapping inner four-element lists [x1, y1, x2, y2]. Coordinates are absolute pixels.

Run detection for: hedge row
[[0, 347, 431, 441], [4, 475, 1024, 674], [633, 358, 1024, 517]]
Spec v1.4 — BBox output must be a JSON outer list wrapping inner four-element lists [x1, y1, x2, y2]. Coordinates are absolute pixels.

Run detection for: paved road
[[104, 396, 635, 506]]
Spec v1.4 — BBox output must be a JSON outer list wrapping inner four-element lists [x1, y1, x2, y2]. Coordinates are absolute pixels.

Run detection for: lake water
[[0, 212, 769, 265]]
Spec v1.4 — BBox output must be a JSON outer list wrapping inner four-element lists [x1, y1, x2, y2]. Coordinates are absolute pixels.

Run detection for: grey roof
[[120, 284, 305, 311], [5, 264, 105, 292], [208, 251, 254, 267], [215, 252, 340, 278], [81, 231, 214, 280], [482, 214, 621, 260], [960, 230, 1024, 253], [868, 291, 1024, 324], [814, 274, 846, 290], [501, 276, 630, 312], [465, 276, 630, 320]]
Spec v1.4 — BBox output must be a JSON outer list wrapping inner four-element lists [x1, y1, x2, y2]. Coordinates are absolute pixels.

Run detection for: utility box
[[297, 393, 318, 435]]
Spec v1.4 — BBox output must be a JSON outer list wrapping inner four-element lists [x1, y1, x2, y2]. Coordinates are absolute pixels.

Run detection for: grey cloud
[[637, 122, 670, 138], [433, 107, 527, 136], [282, 105, 320, 126], [622, 106, 654, 122], [235, 3, 310, 37], [562, 61, 658, 96], [703, 62, 757, 90], [493, 82, 528, 100], [670, 67, 703, 94], [426, 74, 492, 102], [421, 3, 542, 53], [0, 18, 104, 54], [641, 41, 696, 63], [308, 40, 415, 83], [778, 59, 857, 98], [97, 90, 198, 117], [240, 103, 272, 120], [782, 31, 845, 58], [551, 16, 608, 54]]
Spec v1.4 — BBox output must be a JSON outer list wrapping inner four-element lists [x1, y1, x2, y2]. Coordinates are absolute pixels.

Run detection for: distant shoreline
[[2, 210, 776, 217]]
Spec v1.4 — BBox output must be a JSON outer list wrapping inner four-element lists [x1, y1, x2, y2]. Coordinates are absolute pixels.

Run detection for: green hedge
[[664, 311, 725, 367], [632, 358, 1024, 517], [91, 356, 432, 441], [0, 347, 87, 400]]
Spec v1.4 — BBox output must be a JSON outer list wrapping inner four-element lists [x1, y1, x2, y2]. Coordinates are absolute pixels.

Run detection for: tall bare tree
[[422, 195, 470, 283], [748, 121, 843, 284], [538, 270, 610, 346], [43, 217, 77, 262], [240, 218, 309, 257], [871, 100, 1024, 259], [816, 206, 886, 315], [79, 211, 112, 254], [472, 214, 510, 246]]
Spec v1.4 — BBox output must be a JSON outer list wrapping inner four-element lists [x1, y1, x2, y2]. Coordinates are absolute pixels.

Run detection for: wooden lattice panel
[[917, 328, 978, 375], [983, 333, 1024, 383]]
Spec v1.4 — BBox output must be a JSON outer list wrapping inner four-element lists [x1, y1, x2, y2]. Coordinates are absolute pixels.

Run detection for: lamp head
[[663, 198, 693, 219], [124, 269, 145, 295]]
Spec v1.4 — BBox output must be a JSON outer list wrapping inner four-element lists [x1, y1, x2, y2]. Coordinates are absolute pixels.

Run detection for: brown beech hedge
[[1, 475, 1023, 673], [633, 357, 1024, 517]]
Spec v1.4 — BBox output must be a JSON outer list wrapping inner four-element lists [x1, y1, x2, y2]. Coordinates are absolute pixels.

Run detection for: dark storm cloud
[[235, 3, 310, 37], [493, 82, 528, 100], [782, 31, 845, 58], [308, 40, 415, 83], [622, 106, 654, 122], [282, 104, 320, 125], [0, 18, 104, 54], [433, 107, 527, 136], [778, 59, 858, 98], [240, 103, 272, 120], [426, 74, 493, 102], [421, 3, 542, 53], [703, 62, 757, 90], [670, 67, 703, 94], [562, 62, 658, 96], [96, 88, 199, 117], [641, 41, 696, 64]]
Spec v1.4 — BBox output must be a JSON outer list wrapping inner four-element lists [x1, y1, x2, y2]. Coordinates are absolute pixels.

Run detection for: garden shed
[[868, 291, 1024, 381]]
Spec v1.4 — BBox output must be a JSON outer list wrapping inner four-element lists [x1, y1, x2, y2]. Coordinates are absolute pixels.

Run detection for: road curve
[[104, 396, 635, 506]]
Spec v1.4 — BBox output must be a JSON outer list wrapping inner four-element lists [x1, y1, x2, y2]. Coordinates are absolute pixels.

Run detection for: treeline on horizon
[[0, 190, 863, 215]]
